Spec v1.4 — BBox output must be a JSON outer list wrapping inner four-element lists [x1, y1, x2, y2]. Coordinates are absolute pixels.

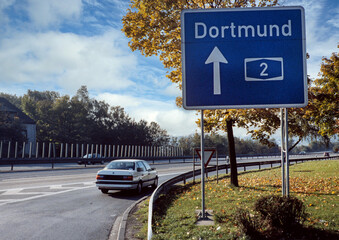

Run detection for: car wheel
[[101, 189, 109, 194], [136, 182, 143, 194], [152, 177, 158, 189]]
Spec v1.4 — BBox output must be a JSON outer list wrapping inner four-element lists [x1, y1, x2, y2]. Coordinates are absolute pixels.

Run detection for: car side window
[[136, 162, 146, 172], [142, 161, 152, 171]]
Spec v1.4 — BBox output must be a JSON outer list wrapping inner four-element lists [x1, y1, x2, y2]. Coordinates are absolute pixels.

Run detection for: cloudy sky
[[0, 0, 338, 137]]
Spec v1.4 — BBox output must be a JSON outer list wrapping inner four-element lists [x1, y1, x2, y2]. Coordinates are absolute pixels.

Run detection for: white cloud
[[97, 92, 199, 136], [287, 0, 339, 79], [26, 0, 82, 28], [0, 30, 137, 93], [162, 84, 181, 97]]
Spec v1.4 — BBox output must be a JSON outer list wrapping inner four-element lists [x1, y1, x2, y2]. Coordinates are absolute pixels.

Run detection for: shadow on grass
[[248, 225, 339, 240], [294, 226, 339, 240], [152, 183, 195, 219]]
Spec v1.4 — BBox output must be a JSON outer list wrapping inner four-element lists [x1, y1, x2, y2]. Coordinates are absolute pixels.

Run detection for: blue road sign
[[181, 7, 307, 110]]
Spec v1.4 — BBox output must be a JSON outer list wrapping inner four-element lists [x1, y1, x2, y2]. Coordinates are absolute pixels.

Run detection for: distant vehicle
[[323, 152, 330, 157], [77, 154, 104, 165], [299, 151, 306, 155], [96, 159, 158, 194]]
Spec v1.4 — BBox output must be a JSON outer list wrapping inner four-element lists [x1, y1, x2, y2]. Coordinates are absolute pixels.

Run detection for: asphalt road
[[0, 164, 192, 240], [0, 154, 334, 240]]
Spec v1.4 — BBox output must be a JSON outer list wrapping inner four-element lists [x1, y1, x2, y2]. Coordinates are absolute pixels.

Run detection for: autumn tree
[[306, 52, 339, 147], [122, 0, 279, 186]]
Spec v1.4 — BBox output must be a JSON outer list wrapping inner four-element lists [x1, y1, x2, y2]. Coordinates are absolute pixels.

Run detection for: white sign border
[[181, 6, 307, 110]]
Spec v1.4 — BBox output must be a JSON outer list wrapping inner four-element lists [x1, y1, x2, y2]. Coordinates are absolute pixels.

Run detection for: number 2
[[260, 62, 268, 76]]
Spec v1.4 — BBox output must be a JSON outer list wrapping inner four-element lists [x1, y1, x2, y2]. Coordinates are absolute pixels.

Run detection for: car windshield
[[106, 161, 135, 170]]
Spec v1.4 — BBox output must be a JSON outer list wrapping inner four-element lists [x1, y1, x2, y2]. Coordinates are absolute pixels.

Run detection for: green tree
[[17, 86, 170, 146], [0, 108, 26, 143], [21, 90, 60, 142], [147, 121, 170, 146], [0, 93, 22, 108]]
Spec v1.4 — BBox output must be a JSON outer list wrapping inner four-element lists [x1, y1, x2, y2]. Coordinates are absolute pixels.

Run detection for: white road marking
[[0, 182, 95, 206], [0, 170, 188, 206], [2, 189, 23, 195]]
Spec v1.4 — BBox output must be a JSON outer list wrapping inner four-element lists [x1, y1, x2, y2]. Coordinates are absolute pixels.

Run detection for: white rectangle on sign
[[245, 57, 284, 81]]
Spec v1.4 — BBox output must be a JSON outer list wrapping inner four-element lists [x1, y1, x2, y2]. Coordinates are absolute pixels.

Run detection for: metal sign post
[[280, 108, 289, 196], [200, 110, 206, 219]]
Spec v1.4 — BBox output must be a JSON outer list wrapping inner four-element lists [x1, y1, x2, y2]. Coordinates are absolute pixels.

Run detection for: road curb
[[111, 195, 149, 240]]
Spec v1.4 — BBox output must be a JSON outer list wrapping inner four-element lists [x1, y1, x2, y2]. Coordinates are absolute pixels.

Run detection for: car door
[[141, 161, 156, 187], [136, 161, 148, 184]]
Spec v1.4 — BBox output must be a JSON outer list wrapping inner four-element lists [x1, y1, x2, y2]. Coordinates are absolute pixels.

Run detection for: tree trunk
[[226, 119, 238, 187]]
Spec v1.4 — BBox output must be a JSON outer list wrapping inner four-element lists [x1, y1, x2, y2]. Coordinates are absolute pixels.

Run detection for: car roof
[[110, 159, 145, 163]]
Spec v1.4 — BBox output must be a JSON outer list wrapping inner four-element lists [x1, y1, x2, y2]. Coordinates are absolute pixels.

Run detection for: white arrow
[[205, 46, 228, 95]]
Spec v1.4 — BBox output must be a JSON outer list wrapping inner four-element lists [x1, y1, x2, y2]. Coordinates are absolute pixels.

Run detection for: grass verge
[[131, 160, 339, 239]]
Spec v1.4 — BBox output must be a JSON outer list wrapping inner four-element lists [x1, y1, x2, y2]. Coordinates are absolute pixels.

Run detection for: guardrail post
[[0, 141, 2, 159], [244, 166, 246, 171], [80, 144, 83, 158], [65, 143, 68, 158], [76, 144, 79, 158], [7, 141, 11, 159], [60, 143, 63, 158], [42, 142, 46, 158], [85, 144, 88, 157], [100, 144, 103, 157], [108, 145, 111, 157], [29, 142, 32, 158], [259, 162, 261, 170], [22, 142, 26, 158], [91, 144, 94, 156], [48, 142, 52, 158], [14, 141, 18, 159], [36, 142, 39, 158], [53, 143, 56, 158], [71, 143, 74, 158]]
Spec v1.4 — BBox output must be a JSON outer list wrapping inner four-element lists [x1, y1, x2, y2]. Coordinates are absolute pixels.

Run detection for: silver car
[[96, 159, 158, 194]]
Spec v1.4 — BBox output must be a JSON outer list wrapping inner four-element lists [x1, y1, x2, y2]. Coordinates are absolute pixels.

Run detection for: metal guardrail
[[0, 156, 194, 171], [0, 155, 275, 171], [147, 156, 338, 240], [0, 153, 336, 171]]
